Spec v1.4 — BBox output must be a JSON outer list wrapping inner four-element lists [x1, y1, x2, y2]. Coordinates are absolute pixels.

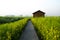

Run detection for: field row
[[0, 18, 28, 40], [31, 17, 60, 40]]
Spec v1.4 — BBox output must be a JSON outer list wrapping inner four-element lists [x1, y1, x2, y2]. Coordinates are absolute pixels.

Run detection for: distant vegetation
[[0, 16, 23, 24], [31, 16, 60, 40]]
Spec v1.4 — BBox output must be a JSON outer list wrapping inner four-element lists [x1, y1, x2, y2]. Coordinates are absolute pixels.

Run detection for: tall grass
[[0, 18, 28, 40], [31, 16, 60, 40]]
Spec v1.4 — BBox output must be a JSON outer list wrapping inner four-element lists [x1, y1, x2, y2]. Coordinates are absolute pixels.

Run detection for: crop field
[[0, 17, 28, 40], [31, 16, 60, 40], [0, 16, 60, 40]]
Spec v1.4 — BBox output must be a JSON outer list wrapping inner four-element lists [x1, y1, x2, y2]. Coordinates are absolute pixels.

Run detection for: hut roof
[[33, 10, 45, 14]]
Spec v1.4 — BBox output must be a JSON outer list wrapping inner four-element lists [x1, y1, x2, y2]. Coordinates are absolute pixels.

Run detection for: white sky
[[0, 0, 60, 16]]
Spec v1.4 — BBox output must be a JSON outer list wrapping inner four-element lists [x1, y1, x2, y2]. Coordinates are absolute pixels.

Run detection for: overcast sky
[[0, 0, 60, 16]]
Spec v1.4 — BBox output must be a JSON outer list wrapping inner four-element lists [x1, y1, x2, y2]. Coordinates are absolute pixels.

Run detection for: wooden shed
[[32, 10, 45, 17]]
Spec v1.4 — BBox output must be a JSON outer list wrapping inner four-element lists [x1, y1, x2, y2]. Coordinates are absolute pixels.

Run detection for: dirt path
[[19, 21, 39, 40]]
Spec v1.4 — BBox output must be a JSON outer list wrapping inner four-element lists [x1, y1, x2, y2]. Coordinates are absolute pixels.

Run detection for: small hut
[[32, 10, 45, 17]]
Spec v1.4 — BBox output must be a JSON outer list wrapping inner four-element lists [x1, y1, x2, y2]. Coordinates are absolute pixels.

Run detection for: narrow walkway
[[19, 21, 39, 40]]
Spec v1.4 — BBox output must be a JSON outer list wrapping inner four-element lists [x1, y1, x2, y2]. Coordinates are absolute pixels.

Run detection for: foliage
[[31, 16, 60, 40], [0, 16, 23, 24], [0, 18, 28, 40]]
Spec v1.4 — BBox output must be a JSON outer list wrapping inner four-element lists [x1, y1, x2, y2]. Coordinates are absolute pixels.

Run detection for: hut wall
[[33, 12, 45, 17]]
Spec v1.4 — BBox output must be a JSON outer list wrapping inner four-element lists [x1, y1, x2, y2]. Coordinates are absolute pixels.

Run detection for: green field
[[0, 16, 60, 40], [31, 16, 60, 40], [0, 17, 28, 40]]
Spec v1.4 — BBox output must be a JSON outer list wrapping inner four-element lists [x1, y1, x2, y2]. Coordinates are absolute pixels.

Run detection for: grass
[[0, 18, 28, 40], [31, 16, 60, 40]]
